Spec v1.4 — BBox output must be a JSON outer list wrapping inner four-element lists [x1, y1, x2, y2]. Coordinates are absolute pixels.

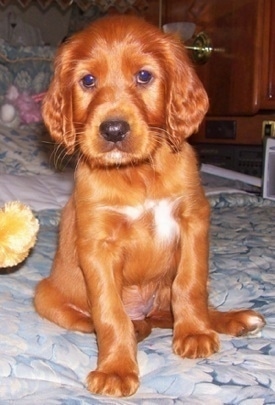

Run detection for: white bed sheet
[[0, 166, 260, 212], [0, 172, 74, 210]]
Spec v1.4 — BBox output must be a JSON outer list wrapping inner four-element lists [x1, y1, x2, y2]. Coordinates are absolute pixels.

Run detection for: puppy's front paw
[[87, 370, 139, 397], [173, 330, 220, 359]]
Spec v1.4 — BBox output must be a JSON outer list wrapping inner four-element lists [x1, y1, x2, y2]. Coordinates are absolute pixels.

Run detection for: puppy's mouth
[[104, 148, 129, 163], [82, 118, 155, 167], [100, 142, 141, 166]]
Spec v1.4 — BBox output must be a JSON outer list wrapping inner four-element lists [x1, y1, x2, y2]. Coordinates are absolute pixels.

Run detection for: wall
[[0, 1, 72, 45]]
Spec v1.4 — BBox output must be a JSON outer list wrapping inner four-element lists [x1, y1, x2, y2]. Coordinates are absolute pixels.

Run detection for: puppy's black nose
[[99, 120, 130, 143]]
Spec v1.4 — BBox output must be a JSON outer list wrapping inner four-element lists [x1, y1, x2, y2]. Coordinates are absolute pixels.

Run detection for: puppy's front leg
[[79, 240, 139, 396], [172, 202, 219, 359]]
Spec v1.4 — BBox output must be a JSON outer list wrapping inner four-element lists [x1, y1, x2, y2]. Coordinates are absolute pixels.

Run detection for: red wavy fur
[[34, 15, 265, 397]]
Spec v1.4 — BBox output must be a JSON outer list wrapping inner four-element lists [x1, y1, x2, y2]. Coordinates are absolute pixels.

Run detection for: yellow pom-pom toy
[[0, 202, 39, 268]]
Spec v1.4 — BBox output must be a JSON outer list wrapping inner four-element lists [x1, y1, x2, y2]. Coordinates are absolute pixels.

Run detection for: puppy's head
[[43, 15, 208, 167]]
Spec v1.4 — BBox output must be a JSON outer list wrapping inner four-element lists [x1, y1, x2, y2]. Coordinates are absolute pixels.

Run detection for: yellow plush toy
[[0, 202, 39, 268]]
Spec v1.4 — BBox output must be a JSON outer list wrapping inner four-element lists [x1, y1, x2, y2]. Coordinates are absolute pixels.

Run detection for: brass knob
[[185, 32, 213, 64]]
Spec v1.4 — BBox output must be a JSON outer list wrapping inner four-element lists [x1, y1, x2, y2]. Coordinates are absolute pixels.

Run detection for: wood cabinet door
[[164, 0, 266, 116], [261, 0, 275, 108]]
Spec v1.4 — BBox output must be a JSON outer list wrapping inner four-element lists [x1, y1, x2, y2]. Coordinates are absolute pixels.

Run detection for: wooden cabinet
[[137, 0, 161, 26], [261, 0, 275, 108], [163, 0, 275, 145]]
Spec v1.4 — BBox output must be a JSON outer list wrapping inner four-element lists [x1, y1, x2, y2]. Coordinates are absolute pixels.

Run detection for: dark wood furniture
[[163, 0, 275, 146]]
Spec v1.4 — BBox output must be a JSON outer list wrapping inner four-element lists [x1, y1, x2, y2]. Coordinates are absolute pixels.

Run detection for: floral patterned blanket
[[0, 122, 275, 404]]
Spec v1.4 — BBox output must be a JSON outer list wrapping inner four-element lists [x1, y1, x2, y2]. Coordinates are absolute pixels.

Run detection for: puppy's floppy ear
[[165, 34, 209, 148], [42, 43, 76, 154]]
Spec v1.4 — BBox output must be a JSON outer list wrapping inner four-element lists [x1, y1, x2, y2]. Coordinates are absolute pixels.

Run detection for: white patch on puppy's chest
[[152, 198, 179, 243], [106, 198, 180, 244]]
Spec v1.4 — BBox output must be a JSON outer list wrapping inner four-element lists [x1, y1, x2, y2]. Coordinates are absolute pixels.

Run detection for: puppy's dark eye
[[81, 74, 96, 88], [136, 70, 153, 85]]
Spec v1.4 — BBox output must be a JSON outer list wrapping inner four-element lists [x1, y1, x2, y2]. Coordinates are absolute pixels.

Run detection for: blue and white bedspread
[[1, 123, 275, 404]]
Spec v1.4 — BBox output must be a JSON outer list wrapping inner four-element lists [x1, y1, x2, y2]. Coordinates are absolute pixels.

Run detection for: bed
[[1, 39, 275, 405]]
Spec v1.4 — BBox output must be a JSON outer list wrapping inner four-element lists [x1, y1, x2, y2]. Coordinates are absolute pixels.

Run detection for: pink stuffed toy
[[4, 85, 44, 125]]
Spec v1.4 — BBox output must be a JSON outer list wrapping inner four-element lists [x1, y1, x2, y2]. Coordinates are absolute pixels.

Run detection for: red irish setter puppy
[[34, 15, 265, 397]]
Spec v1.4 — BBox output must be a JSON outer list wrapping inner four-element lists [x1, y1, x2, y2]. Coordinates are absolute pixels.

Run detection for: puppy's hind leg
[[132, 320, 152, 342], [209, 308, 265, 337], [34, 278, 94, 333], [132, 310, 174, 341]]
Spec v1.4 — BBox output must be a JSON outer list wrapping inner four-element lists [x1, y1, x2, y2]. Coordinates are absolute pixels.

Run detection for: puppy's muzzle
[[100, 120, 130, 143]]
